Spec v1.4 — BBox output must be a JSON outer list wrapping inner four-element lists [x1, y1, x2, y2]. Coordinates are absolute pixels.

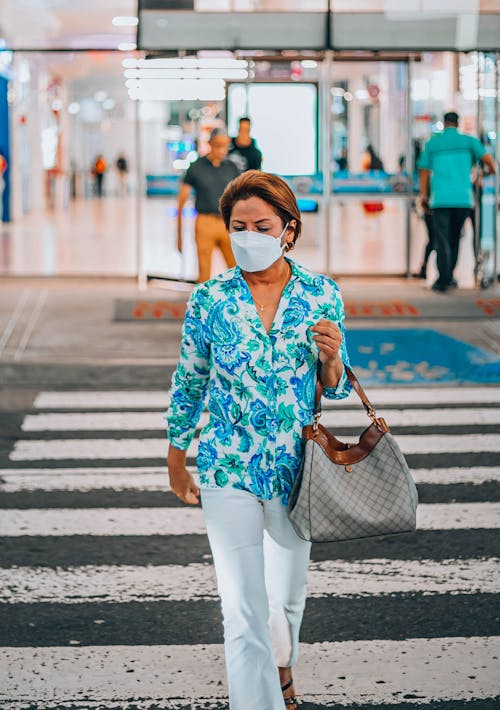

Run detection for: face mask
[[229, 223, 289, 273]]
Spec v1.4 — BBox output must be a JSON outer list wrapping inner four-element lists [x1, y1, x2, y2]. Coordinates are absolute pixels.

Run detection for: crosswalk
[[1, 387, 499, 709]]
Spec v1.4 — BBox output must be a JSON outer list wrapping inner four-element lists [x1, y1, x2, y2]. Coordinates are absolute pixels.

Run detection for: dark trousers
[[95, 173, 104, 197], [422, 211, 436, 268], [432, 207, 470, 287]]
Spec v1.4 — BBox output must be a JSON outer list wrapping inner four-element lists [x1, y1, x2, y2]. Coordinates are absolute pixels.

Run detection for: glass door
[[328, 59, 410, 275], [477, 52, 499, 286]]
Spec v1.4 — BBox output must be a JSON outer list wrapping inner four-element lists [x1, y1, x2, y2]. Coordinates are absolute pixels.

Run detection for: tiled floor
[[0, 195, 482, 286]]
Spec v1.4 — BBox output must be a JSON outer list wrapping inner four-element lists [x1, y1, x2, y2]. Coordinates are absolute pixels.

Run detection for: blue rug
[[347, 329, 500, 385]]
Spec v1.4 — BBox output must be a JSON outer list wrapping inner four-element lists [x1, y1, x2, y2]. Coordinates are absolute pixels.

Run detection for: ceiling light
[[103, 98, 116, 110], [124, 68, 247, 80], [94, 91, 107, 102], [68, 102, 80, 114], [112, 16, 138, 27], [118, 42, 137, 51], [131, 58, 247, 70]]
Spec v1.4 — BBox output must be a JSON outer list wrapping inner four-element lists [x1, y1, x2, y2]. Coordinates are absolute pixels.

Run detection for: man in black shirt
[[229, 117, 262, 173], [178, 128, 240, 282]]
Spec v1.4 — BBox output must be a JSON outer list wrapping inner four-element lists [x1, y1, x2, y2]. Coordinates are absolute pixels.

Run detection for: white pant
[[201, 487, 312, 710]]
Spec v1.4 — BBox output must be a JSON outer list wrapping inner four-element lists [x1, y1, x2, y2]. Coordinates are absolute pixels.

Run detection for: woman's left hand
[[310, 319, 342, 365]]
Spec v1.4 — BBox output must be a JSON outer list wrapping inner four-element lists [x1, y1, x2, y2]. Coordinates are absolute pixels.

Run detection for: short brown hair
[[219, 170, 302, 247]]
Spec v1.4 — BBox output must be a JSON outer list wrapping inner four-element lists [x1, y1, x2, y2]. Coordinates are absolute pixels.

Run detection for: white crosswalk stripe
[[1, 502, 500, 536], [1, 638, 499, 707], [2, 465, 499, 492], [20, 407, 500, 430], [8, 432, 500, 461], [1, 558, 498, 604], [1, 386, 499, 708]]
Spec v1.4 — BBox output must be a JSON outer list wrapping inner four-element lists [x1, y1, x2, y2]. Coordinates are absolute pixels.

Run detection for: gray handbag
[[288, 366, 418, 543]]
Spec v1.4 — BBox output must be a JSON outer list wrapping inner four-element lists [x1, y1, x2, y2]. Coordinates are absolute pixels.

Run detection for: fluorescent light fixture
[[126, 58, 247, 70], [301, 60, 317, 69], [112, 16, 138, 26], [124, 68, 247, 80], [68, 102, 80, 114], [118, 42, 137, 51]]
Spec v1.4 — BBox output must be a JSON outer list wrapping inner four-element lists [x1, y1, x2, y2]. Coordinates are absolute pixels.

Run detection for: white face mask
[[229, 223, 289, 273]]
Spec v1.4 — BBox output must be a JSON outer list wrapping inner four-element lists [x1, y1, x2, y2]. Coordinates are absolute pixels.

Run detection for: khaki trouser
[[195, 214, 236, 283]]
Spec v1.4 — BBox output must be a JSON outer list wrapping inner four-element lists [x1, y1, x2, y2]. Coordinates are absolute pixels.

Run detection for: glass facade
[[0, 2, 498, 282]]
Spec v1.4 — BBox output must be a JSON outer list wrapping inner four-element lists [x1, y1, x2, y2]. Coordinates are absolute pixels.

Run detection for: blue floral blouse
[[165, 258, 352, 504]]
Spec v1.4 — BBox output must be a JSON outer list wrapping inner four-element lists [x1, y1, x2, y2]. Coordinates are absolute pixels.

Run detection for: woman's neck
[[243, 258, 290, 288]]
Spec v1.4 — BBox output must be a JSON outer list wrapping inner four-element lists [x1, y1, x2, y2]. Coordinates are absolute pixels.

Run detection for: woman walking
[[165, 171, 352, 709]]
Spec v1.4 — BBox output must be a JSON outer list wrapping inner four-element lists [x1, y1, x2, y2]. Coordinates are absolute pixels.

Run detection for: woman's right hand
[[167, 445, 200, 505]]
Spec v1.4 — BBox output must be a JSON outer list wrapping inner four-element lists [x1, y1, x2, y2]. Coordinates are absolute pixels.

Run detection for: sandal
[[281, 678, 298, 708]]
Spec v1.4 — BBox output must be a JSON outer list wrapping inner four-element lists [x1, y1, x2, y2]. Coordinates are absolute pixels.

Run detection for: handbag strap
[[314, 363, 380, 424]]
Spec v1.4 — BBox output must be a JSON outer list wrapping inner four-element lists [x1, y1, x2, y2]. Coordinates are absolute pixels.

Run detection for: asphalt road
[[0, 365, 499, 709]]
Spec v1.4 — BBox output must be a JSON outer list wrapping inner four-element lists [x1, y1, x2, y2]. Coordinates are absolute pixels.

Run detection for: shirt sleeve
[[417, 142, 431, 170], [321, 281, 352, 400], [470, 137, 487, 163], [164, 286, 211, 449], [182, 163, 196, 187]]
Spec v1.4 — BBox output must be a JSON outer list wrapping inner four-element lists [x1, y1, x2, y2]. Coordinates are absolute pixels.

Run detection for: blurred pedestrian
[[362, 144, 384, 172], [166, 170, 352, 710], [177, 127, 239, 282], [336, 148, 348, 172], [418, 111, 497, 292], [362, 144, 385, 214], [415, 207, 437, 280], [92, 155, 107, 198], [116, 153, 128, 195], [229, 117, 263, 173]]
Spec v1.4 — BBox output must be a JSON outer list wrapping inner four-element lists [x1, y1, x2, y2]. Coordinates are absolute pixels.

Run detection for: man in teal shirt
[[418, 111, 496, 292]]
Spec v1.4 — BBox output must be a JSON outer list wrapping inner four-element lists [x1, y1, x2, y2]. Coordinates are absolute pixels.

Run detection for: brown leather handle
[[314, 364, 377, 420]]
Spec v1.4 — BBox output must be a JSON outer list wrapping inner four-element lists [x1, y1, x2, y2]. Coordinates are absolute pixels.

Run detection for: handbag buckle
[[367, 407, 389, 433], [312, 412, 321, 434]]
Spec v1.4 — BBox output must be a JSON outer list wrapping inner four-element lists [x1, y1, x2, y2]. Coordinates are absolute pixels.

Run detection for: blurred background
[[0, 0, 499, 286]]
